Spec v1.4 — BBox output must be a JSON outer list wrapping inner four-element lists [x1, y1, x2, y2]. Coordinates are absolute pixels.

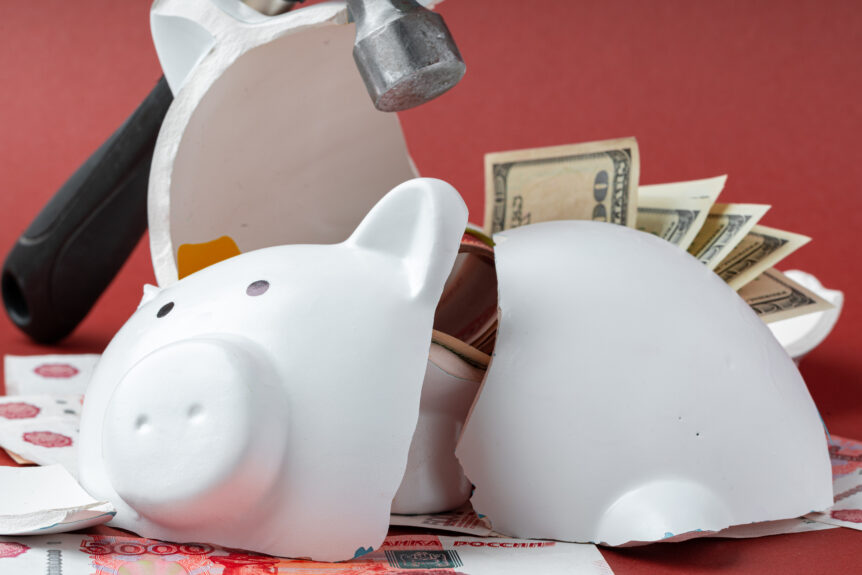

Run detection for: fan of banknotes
[[483, 137, 833, 324]]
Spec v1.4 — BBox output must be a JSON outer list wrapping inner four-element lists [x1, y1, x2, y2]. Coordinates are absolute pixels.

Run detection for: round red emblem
[[0, 402, 40, 419], [0, 541, 29, 559], [831, 508, 862, 523], [33, 363, 79, 378], [22, 431, 73, 448]]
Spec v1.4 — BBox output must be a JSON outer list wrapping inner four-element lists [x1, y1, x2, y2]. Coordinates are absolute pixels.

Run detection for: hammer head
[[349, 0, 466, 112]]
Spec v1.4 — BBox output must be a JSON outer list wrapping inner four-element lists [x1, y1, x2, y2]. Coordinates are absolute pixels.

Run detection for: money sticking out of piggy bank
[[78, 178, 467, 562]]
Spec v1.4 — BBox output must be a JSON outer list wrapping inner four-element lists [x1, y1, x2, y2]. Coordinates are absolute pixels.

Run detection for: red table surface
[[1, 1, 861, 572]]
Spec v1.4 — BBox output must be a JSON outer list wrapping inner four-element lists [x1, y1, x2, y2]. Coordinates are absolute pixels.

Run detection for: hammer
[[1, 0, 465, 343], [349, 0, 466, 111]]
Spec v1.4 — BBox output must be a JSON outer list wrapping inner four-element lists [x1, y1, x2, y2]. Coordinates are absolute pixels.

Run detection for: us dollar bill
[[714, 225, 811, 290], [637, 197, 706, 249], [687, 203, 770, 269], [484, 138, 639, 234], [637, 176, 726, 249], [740, 268, 833, 323], [639, 175, 727, 203]]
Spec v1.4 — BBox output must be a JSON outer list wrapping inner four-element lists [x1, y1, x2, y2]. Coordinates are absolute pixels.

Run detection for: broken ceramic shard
[[78, 178, 467, 561], [0, 466, 115, 536], [391, 333, 486, 515], [149, 0, 424, 287], [455, 220, 833, 545]]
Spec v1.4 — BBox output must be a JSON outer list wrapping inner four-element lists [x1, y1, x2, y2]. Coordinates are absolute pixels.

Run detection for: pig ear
[[138, 284, 161, 309], [346, 178, 468, 304]]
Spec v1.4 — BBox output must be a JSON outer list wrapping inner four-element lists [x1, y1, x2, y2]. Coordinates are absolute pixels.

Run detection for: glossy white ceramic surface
[[456, 221, 833, 545]]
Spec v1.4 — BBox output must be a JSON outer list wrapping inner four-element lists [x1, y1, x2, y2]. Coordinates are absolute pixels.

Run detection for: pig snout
[[101, 337, 288, 528]]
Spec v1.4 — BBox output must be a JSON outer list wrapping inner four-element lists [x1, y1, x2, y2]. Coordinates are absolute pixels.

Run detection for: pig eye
[[156, 302, 174, 318], [246, 280, 269, 296]]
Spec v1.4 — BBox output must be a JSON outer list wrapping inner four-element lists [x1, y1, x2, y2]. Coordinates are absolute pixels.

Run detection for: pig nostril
[[134, 415, 151, 433], [187, 403, 205, 422]]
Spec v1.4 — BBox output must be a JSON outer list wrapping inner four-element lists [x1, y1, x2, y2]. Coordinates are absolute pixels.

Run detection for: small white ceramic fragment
[[0, 466, 114, 536], [148, 0, 423, 287], [768, 270, 844, 362], [456, 221, 833, 545], [78, 178, 467, 561]]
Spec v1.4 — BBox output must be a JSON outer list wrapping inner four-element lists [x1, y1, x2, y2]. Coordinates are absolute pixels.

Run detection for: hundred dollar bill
[[714, 225, 811, 290], [687, 203, 770, 269], [484, 137, 639, 234], [0, 533, 614, 575], [740, 268, 833, 323], [640, 175, 727, 202], [637, 176, 726, 249]]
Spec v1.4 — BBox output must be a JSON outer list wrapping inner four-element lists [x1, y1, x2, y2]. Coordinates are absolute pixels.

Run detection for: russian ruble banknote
[[637, 175, 726, 250], [714, 225, 811, 290], [0, 394, 82, 473], [739, 268, 834, 323], [3, 355, 98, 396], [484, 137, 639, 234], [0, 533, 614, 575], [806, 435, 862, 531], [0, 416, 79, 477], [391, 503, 498, 536], [807, 471, 862, 531], [687, 203, 771, 269]]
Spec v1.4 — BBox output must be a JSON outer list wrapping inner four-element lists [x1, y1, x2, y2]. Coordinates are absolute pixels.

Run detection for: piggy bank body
[[78, 179, 467, 561], [456, 221, 834, 545]]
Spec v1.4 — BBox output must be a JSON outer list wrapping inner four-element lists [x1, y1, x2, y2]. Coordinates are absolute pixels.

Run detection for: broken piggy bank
[[77, 178, 467, 561], [78, 176, 835, 559]]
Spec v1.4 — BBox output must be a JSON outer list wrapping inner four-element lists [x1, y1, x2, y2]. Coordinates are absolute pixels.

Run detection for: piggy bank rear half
[[78, 178, 467, 561]]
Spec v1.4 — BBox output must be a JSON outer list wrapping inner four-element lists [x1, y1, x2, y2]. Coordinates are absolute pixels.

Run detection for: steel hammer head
[[348, 0, 466, 112]]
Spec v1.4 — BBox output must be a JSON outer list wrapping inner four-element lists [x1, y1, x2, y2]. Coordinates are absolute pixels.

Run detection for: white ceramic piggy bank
[[78, 178, 467, 561]]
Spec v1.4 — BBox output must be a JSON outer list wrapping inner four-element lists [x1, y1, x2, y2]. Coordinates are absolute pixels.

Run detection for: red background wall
[[1, 1, 861, 572]]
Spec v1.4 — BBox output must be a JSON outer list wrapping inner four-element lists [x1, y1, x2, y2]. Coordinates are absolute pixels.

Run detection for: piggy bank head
[[78, 178, 467, 561]]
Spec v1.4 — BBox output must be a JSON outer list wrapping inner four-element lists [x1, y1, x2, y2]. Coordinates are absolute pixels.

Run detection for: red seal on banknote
[[0, 402, 40, 419], [23, 431, 73, 448], [831, 509, 862, 523], [34, 363, 79, 378], [211, 553, 280, 575], [0, 541, 29, 559]]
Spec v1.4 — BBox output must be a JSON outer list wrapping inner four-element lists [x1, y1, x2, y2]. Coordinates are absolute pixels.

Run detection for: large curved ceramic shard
[[78, 179, 467, 561], [148, 0, 418, 287], [455, 221, 833, 545]]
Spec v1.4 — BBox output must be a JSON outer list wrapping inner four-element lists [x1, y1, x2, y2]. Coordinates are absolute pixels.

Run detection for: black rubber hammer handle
[[2, 77, 173, 343]]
